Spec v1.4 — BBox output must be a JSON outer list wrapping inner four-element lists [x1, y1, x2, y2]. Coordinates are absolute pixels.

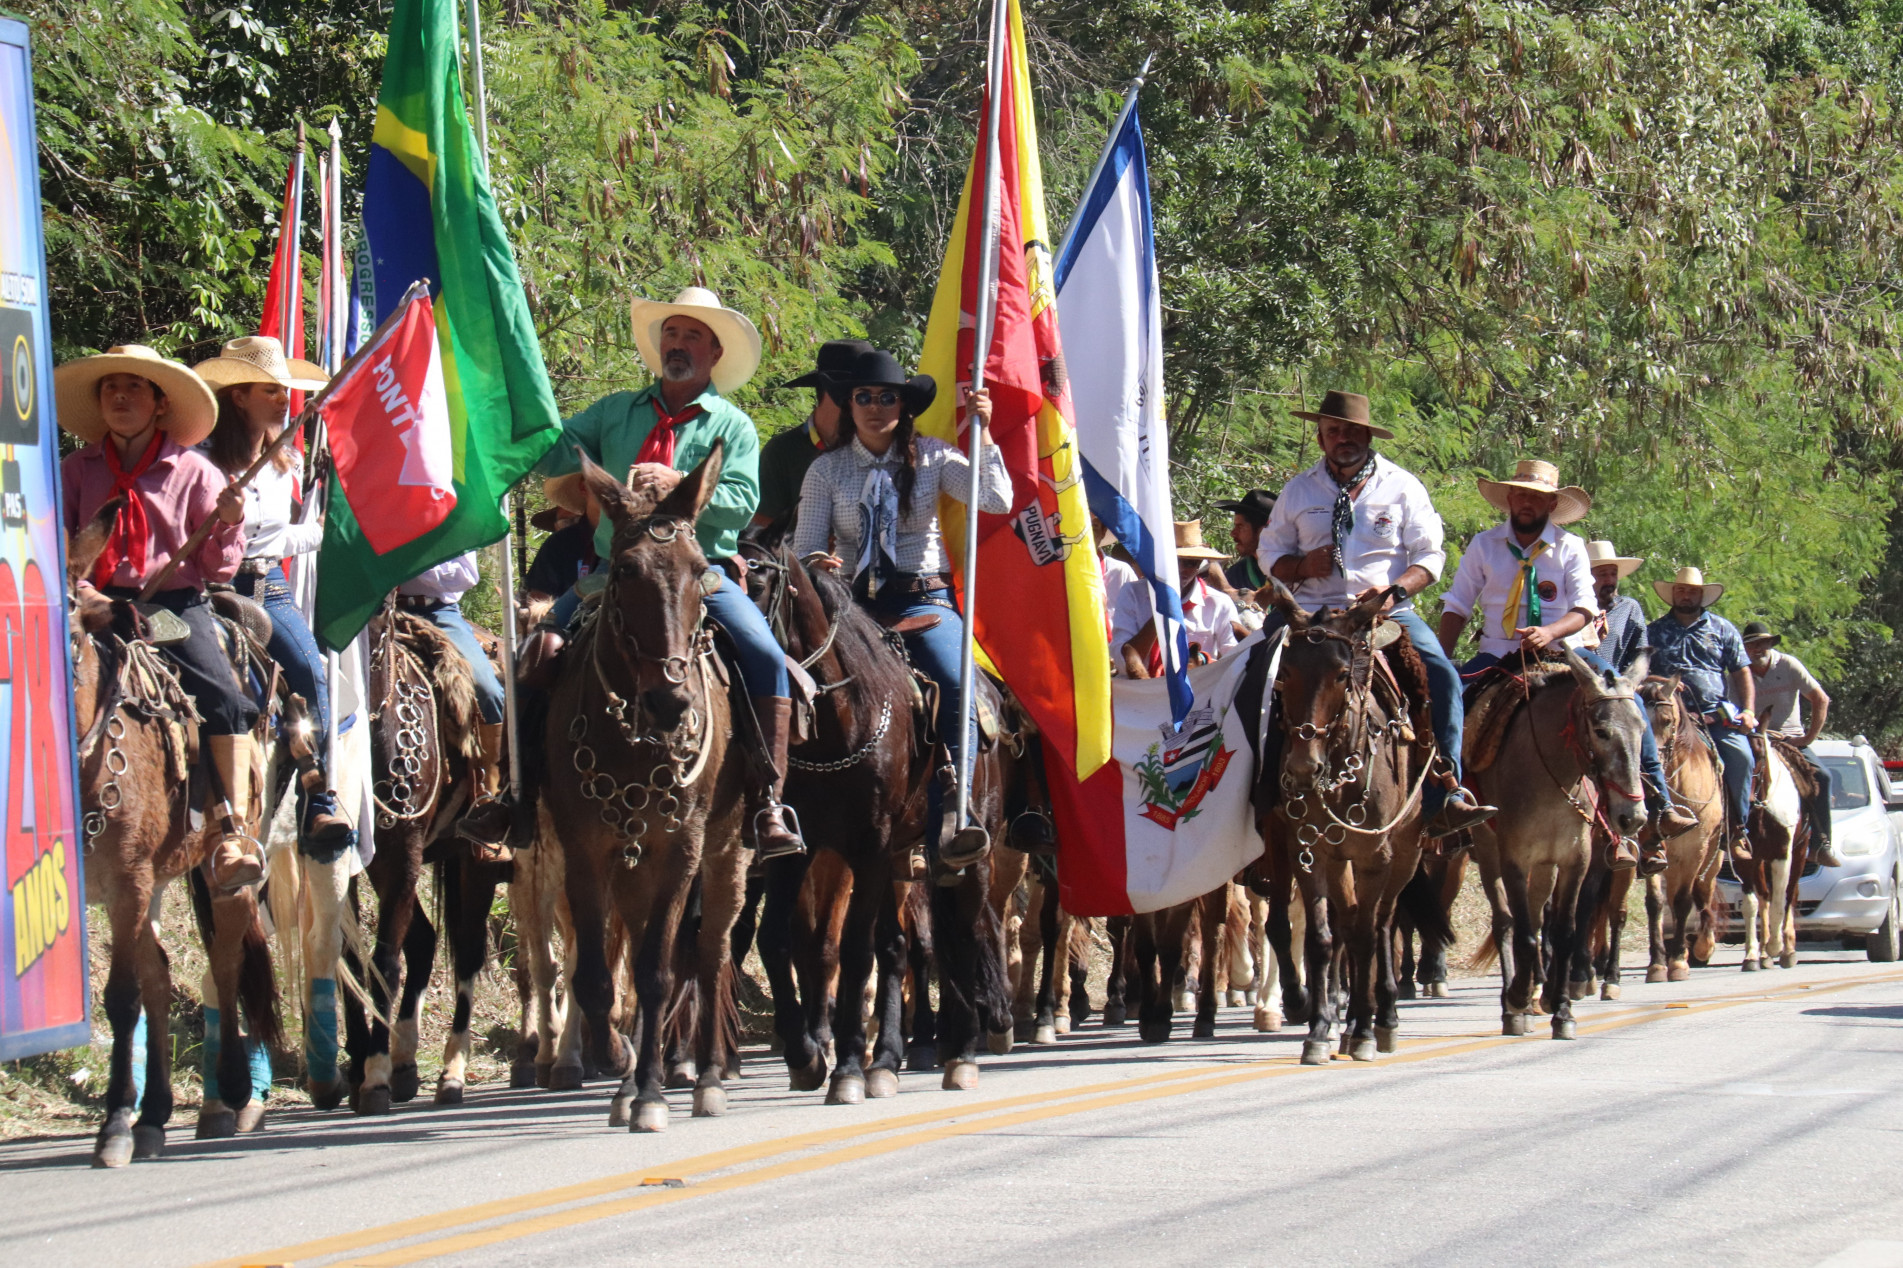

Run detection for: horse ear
[[657, 439, 725, 524], [1621, 651, 1650, 693], [577, 448, 648, 527], [1561, 645, 1606, 696], [67, 496, 122, 588], [1255, 576, 1306, 630], [1343, 586, 1395, 631]]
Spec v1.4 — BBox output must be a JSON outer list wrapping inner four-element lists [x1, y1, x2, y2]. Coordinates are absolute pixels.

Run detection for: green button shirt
[[538, 382, 761, 560]]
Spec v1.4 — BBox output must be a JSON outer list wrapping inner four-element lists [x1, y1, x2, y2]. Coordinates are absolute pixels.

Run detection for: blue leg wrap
[[306, 978, 339, 1084], [200, 1006, 222, 1103]]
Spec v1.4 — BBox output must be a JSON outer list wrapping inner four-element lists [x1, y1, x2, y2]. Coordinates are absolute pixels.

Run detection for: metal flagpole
[[954, 0, 1010, 839], [462, 0, 521, 800], [1054, 53, 1154, 265], [322, 120, 345, 778]]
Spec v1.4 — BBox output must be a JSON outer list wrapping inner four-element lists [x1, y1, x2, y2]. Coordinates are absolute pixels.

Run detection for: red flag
[[259, 150, 307, 416]]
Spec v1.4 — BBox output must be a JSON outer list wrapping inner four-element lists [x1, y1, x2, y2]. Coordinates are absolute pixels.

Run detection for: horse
[[1638, 676, 1726, 983], [1736, 736, 1808, 971], [66, 502, 281, 1166], [1466, 650, 1650, 1038], [541, 447, 750, 1131], [1396, 852, 1464, 1000], [1258, 583, 1434, 1064], [1011, 860, 1086, 1044]]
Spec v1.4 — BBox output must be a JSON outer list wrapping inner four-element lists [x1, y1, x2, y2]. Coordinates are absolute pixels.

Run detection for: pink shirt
[[62, 435, 245, 591]]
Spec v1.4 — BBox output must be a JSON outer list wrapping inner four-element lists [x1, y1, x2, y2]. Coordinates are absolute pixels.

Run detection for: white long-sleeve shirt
[[791, 434, 1012, 575], [398, 551, 480, 602], [1255, 455, 1445, 611], [1441, 521, 1597, 658]]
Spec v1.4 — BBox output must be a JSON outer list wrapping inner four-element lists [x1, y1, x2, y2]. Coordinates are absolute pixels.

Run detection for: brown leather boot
[[284, 697, 353, 851], [207, 734, 263, 893], [1605, 836, 1639, 871], [456, 722, 514, 862], [1656, 804, 1700, 838], [751, 697, 806, 859], [1729, 827, 1754, 863]]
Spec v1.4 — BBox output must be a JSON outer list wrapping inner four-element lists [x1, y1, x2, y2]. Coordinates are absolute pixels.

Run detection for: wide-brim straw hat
[[1293, 389, 1394, 440], [1585, 539, 1644, 579], [1173, 519, 1228, 561], [54, 344, 219, 448], [836, 347, 936, 415], [1653, 565, 1724, 607], [631, 286, 762, 396], [1477, 459, 1591, 525], [544, 472, 589, 518], [193, 334, 329, 392]]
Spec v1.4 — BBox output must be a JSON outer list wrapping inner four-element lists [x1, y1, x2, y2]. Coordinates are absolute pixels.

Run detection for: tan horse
[[1638, 677, 1725, 983]]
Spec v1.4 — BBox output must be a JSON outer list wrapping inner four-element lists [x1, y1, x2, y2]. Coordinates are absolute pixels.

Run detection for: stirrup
[[939, 822, 991, 871], [751, 803, 806, 859]]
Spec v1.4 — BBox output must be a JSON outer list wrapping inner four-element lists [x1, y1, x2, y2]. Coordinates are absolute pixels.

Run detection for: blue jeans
[[411, 600, 506, 725], [867, 586, 973, 828], [1386, 608, 1464, 814], [547, 572, 787, 698], [1713, 724, 1755, 829], [236, 566, 348, 850]]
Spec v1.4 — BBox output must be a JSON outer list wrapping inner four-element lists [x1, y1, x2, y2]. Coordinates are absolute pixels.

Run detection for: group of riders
[[57, 286, 1841, 894]]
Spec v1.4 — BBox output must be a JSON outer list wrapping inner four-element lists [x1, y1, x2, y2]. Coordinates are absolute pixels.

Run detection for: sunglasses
[[853, 389, 900, 408]]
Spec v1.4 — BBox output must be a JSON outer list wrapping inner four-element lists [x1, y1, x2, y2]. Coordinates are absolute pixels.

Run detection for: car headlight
[[1837, 831, 1881, 857]]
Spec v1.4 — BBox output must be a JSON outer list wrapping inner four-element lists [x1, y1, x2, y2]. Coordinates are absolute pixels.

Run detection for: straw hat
[[1476, 459, 1591, 525], [1292, 390, 1393, 440], [1173, 520, 1228, 562], [630, 286, 762, 396], [193, 334, 329, 392], [1585, 539, 1644, 579], [544, 472, 589, 518], [1652, 566, 1724, 607], [54, 345, 219, 447]]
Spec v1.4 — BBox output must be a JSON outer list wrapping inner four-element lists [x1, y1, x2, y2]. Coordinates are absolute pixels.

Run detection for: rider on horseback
[[1436, 463, 1701, 865], [1646, 567, 1759, 862], [1741, 621, 1841, 869], [57, 346, 261, 891], [1256, 390, 1494, 839], [790, 346, 1010, 869], [509, 287, 805, 860]]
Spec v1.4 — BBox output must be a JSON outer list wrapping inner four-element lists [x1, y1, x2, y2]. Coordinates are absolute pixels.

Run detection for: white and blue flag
[[1054, 100, 1191, 725]]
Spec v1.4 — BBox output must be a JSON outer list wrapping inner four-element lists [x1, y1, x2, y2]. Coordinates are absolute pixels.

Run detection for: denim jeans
[[550, 573, 787, 698], [867, 585, 972, 828], [1385, 608, 1464, 814], [410, 599, 506, 725], [235, 566, 348, 848], [1712, 724, 1755, 829]]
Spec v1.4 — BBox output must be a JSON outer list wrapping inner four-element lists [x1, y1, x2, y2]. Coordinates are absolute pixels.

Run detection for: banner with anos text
[[0, 17, 88, 1061]]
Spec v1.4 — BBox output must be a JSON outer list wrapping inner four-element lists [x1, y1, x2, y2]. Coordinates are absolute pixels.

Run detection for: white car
[[1716, 736, 1903, 962]]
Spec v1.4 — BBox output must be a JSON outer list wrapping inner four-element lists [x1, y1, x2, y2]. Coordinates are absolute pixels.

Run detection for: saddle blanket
[[1050, 629, 1279, 916]]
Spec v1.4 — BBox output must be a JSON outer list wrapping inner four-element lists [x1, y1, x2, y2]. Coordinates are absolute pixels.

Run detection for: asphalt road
[[6, 947, 1903, 1268]]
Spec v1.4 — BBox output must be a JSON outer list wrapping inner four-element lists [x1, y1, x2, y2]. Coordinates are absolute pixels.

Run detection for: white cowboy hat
[[1585, 539, 1644, 579], [1653, 565, 1724, 607], [1173, 520, 1228, 562], [1477, 459, 1591, 526], [54, 345, 219, 448], [630, 286, 762, 396], [193, 334, 329, 392]]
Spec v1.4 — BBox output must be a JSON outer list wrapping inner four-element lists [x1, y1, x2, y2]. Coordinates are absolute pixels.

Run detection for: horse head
[[1639, 672, 1685, 751], [581, 442, 726, 730], [1562, 646, 1650, 837], [1268, 580, 1387, 788]]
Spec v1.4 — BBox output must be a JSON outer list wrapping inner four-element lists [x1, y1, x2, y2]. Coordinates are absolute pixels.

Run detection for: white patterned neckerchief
[[854, 462, 902, 596]]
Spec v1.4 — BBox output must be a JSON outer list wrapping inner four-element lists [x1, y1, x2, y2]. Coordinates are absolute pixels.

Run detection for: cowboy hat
[[1652, 565, 1724, 607], [782, 338, 874, 392], [1477, 459, 1591, 526], [193, 334, 329, 392], [1215, 489, 1277, 527], [1292, 390, 1394, 440], [543, 472, 589, 518], [1741, 621, 1781, 647], [835, 347, 936, 415], [1173, 520, 1228, 562], [1585, 539, 1644, 579], [54, 345, 219, 448], [630, 286, 762, 396]]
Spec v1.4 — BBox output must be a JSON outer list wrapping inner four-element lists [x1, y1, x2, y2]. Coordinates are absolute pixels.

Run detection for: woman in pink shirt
[[56, 345, 261, 892]]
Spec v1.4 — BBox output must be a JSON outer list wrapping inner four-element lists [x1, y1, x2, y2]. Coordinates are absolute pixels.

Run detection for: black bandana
[[1328, 451, 1376, 576]]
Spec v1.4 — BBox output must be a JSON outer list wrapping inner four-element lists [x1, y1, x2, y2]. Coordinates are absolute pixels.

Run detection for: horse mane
[[803, 563, 914, 710]]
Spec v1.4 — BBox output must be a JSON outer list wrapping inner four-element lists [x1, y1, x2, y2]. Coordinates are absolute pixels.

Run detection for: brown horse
[[1638, 677, 1726, 983], [542, 447, 749, 1131], [1467, 650, 1649, 1039], [68, 503, 280, 1166]]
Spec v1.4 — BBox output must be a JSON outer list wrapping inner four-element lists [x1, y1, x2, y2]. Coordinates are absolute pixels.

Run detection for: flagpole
[[322, 119, 346, 779], [954, 0, 1010, 840], [462, 0, 520, 801], [283, 123, 306, 350], [1054, 53, 1154, 265]]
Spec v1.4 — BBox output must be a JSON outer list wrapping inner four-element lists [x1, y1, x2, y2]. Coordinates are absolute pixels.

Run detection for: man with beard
[[1741, 621, 1841, 868], [1216, 488, 1275, 592], [1647, 567, 1757, 861], [1257, 391, 1493, 838]]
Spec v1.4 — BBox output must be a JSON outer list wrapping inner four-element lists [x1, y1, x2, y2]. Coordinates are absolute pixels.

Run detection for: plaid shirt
[[1646, 609, 1747, 715], [1596, 593, 1649, 673], [791, 434, 1011, 576]]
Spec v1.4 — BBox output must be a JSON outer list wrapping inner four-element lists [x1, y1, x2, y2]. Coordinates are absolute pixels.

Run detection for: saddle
[[371, 606, 484, 762], [1462, 656, 1574, 775], [1753, 732, 1824, 804], [1368, 618, 1432, 751]]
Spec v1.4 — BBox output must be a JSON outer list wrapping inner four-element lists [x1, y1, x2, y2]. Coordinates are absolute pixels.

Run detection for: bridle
[[738, 535, 850, 691]]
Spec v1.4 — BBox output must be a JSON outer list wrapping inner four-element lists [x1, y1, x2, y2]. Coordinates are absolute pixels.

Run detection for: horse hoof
[[1645, 966, 1669, 984], [1226, 990, 1245, 1008], [1425, 981, 1450, 999], [1741, 959, 1759, 973], [1034, 1024, 1057, 1046], [1173, 991, 1195, 1013], [548, 1064, 585, 1092], [309, 1078, 345, 1111], [1779, 952, 1798, 969], [1567, 979, 1591, 1002], [1103, 1003, 1127, 1027], [693, 1085, 728, 1117], [1502, 1014, 1528, 1037], [1350, 1039, 1376, 1062], [631, 1102, 669, 1133], [865, 1068, 900, 1099], [197, 1107, 238, 1138], [1299, 1040, 1330, 1066], [356, 1086, 392, 1117], [941, 1061, 979, 1091], [826, 1074, 866, 1106], [1375, 1025, 1398, 1054], [235, 1102, 266, 1133], [1053, 1016, 1071, 1036], [1668, 964, 1690, 983], [389, 1065, 420, 1104], [510, 1062, 539, 1090], [435, 1079, 465, 1106], [536, 1062, 557, 1090], [1338, 1030, 1354, 1056], [905, 1044, 937, 1073], [1013, 1018, 1036, 1042], [1254, 1007, 1283, 1033], [1601, 982, 1622, 1001], [132, 1124, 165, 1160], [1526, 1000, 1548, 1017], [93, 1133, 134, 1169], [1398, 980, 1418, 1001], [1192, 1019, 1216, 1040], [1553, 1018, 1578, 1041], [1138, 1018, 1171, 1045], [986, 1030, 1013, 1056], [608, 1095, 633, 1127], [788, 1055, 828, 1093], [665, 1061, 697, 1091]]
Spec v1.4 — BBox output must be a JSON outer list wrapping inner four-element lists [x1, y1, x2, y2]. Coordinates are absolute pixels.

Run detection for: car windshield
[[1820, 756, 1871, 810]]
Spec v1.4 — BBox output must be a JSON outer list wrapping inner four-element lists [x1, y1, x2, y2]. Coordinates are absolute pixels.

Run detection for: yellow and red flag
[[915, 0, 1111, 779]]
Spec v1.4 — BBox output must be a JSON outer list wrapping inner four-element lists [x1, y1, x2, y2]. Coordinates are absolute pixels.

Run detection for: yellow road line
[[210, 967, 1903, 1268]]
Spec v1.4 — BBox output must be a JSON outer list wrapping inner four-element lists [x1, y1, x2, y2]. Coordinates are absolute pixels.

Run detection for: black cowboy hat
[[1741, 621, 1781, 647], [1215, 489, 1277, 527], [836, 347, 937, 415], [781, 338, 874, 391]]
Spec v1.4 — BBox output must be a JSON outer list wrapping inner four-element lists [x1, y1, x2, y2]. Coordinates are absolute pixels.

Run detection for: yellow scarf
[[1501, 538, 1549, 638]]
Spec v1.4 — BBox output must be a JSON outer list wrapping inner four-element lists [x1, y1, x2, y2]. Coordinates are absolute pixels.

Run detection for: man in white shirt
[[1438, 461, 1698, 854], [1112, 520, 1240, 671], [1256, 390, 1492, 838]]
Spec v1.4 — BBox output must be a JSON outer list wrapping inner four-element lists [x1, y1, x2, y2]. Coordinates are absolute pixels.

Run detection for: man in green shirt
[[514, 287, 804, 859], [752, 338, 870, 530]]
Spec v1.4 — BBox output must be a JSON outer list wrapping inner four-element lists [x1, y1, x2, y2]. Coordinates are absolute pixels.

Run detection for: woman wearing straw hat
[[196, 336, 354, 858], [57, 345, 261, 891]]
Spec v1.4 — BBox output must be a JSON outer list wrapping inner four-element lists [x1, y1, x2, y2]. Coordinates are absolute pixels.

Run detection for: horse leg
[[931, 872, 983, 1087], [864, 881, 908, 1097], [692, 844, 747, 1118], [1343, 878, 1377, 1061], [389, 889, 436, 1104], [562, 846, 622, 1099], [1066, 916, 1093, 1029], [1569, 863, 1605, 1001], [437, 855, 498, 1106], [1298, 865, 1335, 1065], [1602, 867, 1631, 999], [93, 879, 154, 1167], [1103, 915, 1131, 1026], [904, 889, 939, 1071], [1770, 855, 1796, 969], [1132, 914, 1165, 1043], [615, 855, 688, 1133], [1194, 892, 1222, 1040], [1669, 881, 1698, 981], [1267, 873, 1309, 1023], [1031, 876, 1061, 1044], [826, 857, 887, 1105], [1397, 912, 1418, 1002], [1372, 878, 1403, 1055], [1546, 857, 1587, 1040], [1500, 860, 1538, 1036], [759, 851, 821, 1087], [1739, 876, 1763, 973], [1645, 874, 1671, 982], [301, 850, 350, 1109]]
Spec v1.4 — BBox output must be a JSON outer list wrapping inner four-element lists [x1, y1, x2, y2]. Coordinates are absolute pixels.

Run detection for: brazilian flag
[[314, 0, 559, 651]]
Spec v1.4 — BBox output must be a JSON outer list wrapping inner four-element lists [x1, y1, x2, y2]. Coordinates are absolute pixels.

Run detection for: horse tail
[[1467, 930, 1501, 972], [1397, 861, 1455, 949]]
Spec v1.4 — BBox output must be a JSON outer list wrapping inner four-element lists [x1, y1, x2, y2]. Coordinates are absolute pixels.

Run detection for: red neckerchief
[[636, 396, 703, 467], [92, 433, 165, 587]]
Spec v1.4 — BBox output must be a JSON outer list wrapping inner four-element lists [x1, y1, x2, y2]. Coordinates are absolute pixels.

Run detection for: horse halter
[[600, 514, 716, 691]]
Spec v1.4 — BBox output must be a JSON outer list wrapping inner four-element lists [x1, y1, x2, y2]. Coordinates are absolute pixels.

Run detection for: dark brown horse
[[542, 448, 749, 1131], [1637, 676, 1725, 983]]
